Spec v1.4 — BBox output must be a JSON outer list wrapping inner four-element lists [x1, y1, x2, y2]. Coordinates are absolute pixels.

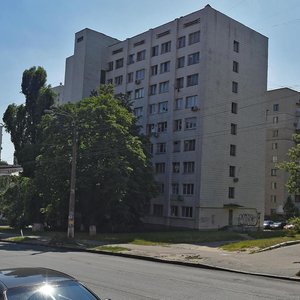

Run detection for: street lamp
[[45, 108, 78, 238]]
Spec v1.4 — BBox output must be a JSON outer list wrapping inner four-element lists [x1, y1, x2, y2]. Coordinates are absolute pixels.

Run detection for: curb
[[1, 239, 300, 282], [256, 240, 300, 253]]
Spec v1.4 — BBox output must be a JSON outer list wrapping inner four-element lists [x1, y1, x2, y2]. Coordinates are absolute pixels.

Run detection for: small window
[[233, 61, 239, 73], [233, 40, 239, 53], [183, 184, 194, 195], [228, 187, 235, 199], [184, 139, 196, 151], [149, 104, 156, 115], [231, 123, 237, 135], [172, 183, 179, 194], [134, 106, 143, 117], [135, 88, 144, 99], [107, 61, 113, 71], [160, 61, 170, 73], [136, 69, 145, 81], [151, 65, 158, 76], [151, 45, 159, 57], [176, 77, 184, 89], [182, 206, 193, 218], [155, 163, 166, 174], [229, 166, 236, 177], [272, 155, 278, 163], [156, 142, 166, 154], [177, 56, 185, 68], [183, 161, 195, 173], [171, 205, 179, 217], [187, 52, 200, 65], [172, 162, 180, 173], [174, 119, 182, 131], [187, 74, 198, 87], [149, 84, 157, 95], [175, 98, 184, 110], [273, 130, 278, 137], [177, 36, 186, 48], [158, 101, 168, 113], [137, 50, 146, 61], [230, 144, 236, 156], [271, 182, 277, 189], [273, 116, 279, 124], [231, 102, 238, 114], [273, 104, 279, 112], [161, 41, 171, 54], [271, 169, 277, 176], [159, 81, 169, 93], [173, 140, 181, 152], [127, 72, 134, 83], [157, 121, 167, 133], [114, 75, 123, 86], [272, 142, 278, 150], [185, 117, 197, 130], [77, 36, 84, 43], [185, 95, 198, 108], [115, 58, 124, 69], [232, 81, 238, 93], [188, 31, 200, 45], [153, 204, 163, 216], [128, 54, 134, 65]]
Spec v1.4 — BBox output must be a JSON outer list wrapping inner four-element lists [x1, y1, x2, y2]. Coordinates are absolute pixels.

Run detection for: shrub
[[288, 217, 300, 233]]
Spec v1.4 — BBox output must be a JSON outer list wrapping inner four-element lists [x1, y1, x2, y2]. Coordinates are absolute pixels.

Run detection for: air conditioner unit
[[191, 106, 199, 112], [135, 80, 141, 85], [233, 177, 239, 183]]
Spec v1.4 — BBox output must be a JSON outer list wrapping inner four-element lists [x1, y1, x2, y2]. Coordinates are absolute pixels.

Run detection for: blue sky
[[1, 0, 300, 163]]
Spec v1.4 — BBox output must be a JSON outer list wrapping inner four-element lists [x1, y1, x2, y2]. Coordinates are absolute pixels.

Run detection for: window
[[161, 41, 171, 54], [149, 104, 156, 114], [177, 36, 186, 48], [271, 169, 277, 176], [185, 117, 197, 130], [128, 54, 134, 65], [232, 81, 238, 93], [183, 184, 194, 195], [231, 123, 237, 135], [77, 36, 84, 43], [230, 144, 236, 156], [183, 161, 195, 173], [136, 69, 145, 81], [107, 61, 113, 71], [187, 74, 199, 87], [156, 143, 166, 154], [271, 195, 277, 203], [112, 48, 123, 55], [233, 61, 239, 73], [151, 65, 158, 76], [151, 45, 159, 57], [114, 75, 123, 86], [187, 52, 200, 65], [134, 40, 145, 47], [174, 119, 182, 131], [134, 107, 143, 117], [137, 49, 146, 61], [173, 140, 181, 152], [155, 163, 165, 174], [172, 162, 180, 173], [149, 84, 157, 95], [229, 166, 236, 177], [147, 123, 155, 134], [107, 79, 113, 84], [171, 205, 179, 217], [127, 72, 134, 83], [157, 30, 170, 38], [157, 121, 167, 133], [177, 56, 185, 68], [228, 187, 235, 199], [231, 102, 238, 114], [149, 143, 154, 154], [273, 116, 279, 124], [188, 31, 200, 45], [115, 58, 124, 69], [184, 139, 196, 151], [233, 40, 239, 53], [271, 182, 277, 189], [159, 81, 169, 93], [182, 206, 193, 218], [273, 104, 279, 111], [126, 91, 132, 100], [158, 101, 168, 113], [175, 98, 184, 110], [185, 95, 198, 108], [135, 88, 144, 99], [172, 184, 179, 195], [160, 61, 170, 73], [272, 142, 278, 150], [153, 204, 163, 216], [176, 77, 184, 89], [272, 155, 278, 163], [273, 130, 278, 137]]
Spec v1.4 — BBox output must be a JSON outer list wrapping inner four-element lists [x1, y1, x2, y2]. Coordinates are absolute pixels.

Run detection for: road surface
[[0, 242, 299, 299]]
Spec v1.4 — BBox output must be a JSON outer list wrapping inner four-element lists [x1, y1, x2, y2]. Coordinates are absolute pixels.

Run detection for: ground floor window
[[182, 206, 193, 218]]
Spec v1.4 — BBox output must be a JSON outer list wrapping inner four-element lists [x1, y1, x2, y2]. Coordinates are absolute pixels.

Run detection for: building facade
[[265, 88, 300, 217], [61, 5, 268, 229]]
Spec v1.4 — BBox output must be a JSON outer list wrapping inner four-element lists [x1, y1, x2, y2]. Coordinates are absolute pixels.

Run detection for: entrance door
[[228, 209, 233, 226]]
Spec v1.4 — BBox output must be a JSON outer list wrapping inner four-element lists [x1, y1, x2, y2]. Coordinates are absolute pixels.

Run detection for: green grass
[[5, 236, 34, 242], [221, 234, 300, 252], [91, 245, 130, 252]]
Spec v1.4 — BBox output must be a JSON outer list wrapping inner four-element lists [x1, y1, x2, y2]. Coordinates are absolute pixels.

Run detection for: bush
[[288, 217, 300, 233]]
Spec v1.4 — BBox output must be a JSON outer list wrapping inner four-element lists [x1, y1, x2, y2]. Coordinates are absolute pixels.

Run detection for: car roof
[[0, 268, 75, 290]]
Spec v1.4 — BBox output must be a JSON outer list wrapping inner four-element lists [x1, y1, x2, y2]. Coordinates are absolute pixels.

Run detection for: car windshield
[[6, 280, 99, 300]]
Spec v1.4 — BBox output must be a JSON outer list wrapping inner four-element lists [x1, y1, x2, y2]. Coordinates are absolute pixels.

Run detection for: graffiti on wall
[[238, 213, 258, 226]]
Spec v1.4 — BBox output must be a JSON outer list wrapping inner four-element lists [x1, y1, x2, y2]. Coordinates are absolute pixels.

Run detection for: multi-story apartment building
[[61, 5, 268, 229], [265, 88, 300, 217]]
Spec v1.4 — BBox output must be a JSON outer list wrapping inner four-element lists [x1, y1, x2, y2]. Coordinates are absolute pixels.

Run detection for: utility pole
[[67, 122, 77, 238]]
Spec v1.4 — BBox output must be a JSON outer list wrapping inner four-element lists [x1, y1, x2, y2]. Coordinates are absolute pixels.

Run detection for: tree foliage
[[36, 86, 157, 231], [283, 196, 299, 219], [3, 66, 55, 177]]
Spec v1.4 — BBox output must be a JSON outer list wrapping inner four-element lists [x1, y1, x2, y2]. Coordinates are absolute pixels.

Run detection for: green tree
[[283, 196, 299, 219], [3, 66, 55, 177], [36, 86, 157, 231]]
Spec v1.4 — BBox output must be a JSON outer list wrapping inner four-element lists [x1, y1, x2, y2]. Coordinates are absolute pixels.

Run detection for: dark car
[[0, 268, 105, 299], [270, 221, 287, 230], [263, 220, 274, 229]]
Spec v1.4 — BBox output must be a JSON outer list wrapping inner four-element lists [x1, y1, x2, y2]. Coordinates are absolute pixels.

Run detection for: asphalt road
[[0, 242, 299, 300]]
